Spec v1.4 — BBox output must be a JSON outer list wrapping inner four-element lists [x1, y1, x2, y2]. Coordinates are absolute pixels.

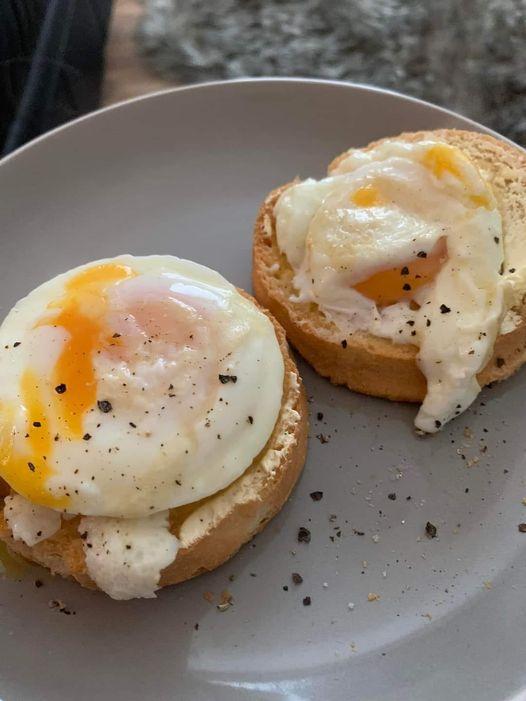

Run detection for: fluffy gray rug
[[138, 0, 526, 144]]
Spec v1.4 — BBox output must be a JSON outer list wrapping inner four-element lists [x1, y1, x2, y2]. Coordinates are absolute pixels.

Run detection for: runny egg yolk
[[351, 184, 383, 207], [353, 239, 447, 308], [0, 263, 136, 509], [348, 145, 490, 309], [42, 263, 136, 437], [422, 143, 462, 180], [352, 147, 490, 212], [423, 144, 490, 209], [0, 371, 65, 508], [350, 145, 467, 210]]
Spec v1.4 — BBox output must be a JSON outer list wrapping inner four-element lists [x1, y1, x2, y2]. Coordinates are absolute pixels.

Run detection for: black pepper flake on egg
[[13, 341, 21, 348], [400, 266, 409, 276], [388, 493, 397, 501], [435, 419, 442, 428], [55, 384, 67, 394], [310, 491, 323, 501], [426, 319, 431, 327], [406, 320, 415, 326], [219, 374, 237, 384], [247, 416, 254, 424], [439, 304, 451, 314], [509, 267, 516, 273], [417, 251, 427, 258], [494, 236, 500, 244], [32, 421, 41, 427], [112, 333, 121, 338], [303, 596, 312, 606], [83, 433, 91, 441], [129, 422, 137, 428], [292, 572, 303, 585], [425, 521, 438, 538], [496, 357, 505, 368], [316, 412, 324, 421], [402, 283, 411, 291], [28, 462, 35, 472], [97, 399, 113, 413], [341, 340, 347, 348], [297, 526, 311, 543]]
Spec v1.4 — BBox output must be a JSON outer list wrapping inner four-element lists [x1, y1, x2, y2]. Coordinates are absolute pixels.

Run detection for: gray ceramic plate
[[0, 79, 525, 701]]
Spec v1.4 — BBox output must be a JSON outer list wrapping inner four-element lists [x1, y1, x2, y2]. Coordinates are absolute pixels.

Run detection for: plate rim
[[0, 77, 521, 171]]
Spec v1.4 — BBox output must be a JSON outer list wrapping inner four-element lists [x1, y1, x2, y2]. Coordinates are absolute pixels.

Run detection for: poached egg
[[275, 139, 507, 432], [0, 255, 284, 597]]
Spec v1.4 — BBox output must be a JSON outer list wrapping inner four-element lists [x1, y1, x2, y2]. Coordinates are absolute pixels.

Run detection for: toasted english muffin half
[[253, 129, 526, 406], [0, 298, 308, 592]]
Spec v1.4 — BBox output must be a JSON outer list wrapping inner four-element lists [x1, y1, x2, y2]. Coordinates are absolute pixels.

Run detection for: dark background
[[1, 0, 525, 153], [138, 0, 526, 145], [0, 0, 111, 153]]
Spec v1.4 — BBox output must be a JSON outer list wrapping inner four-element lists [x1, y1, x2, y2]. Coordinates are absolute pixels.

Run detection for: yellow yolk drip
[[354, 240, 447, 308], [0, 372, 65, 508], [351, 184, 383, 207], [0, 263, 136, 510], [0, 403, 16, 490], [470, 193, 490, 208], [422, 144, 462, 180], [422, 144, 490, 210], [44, 263, 136, 438]]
